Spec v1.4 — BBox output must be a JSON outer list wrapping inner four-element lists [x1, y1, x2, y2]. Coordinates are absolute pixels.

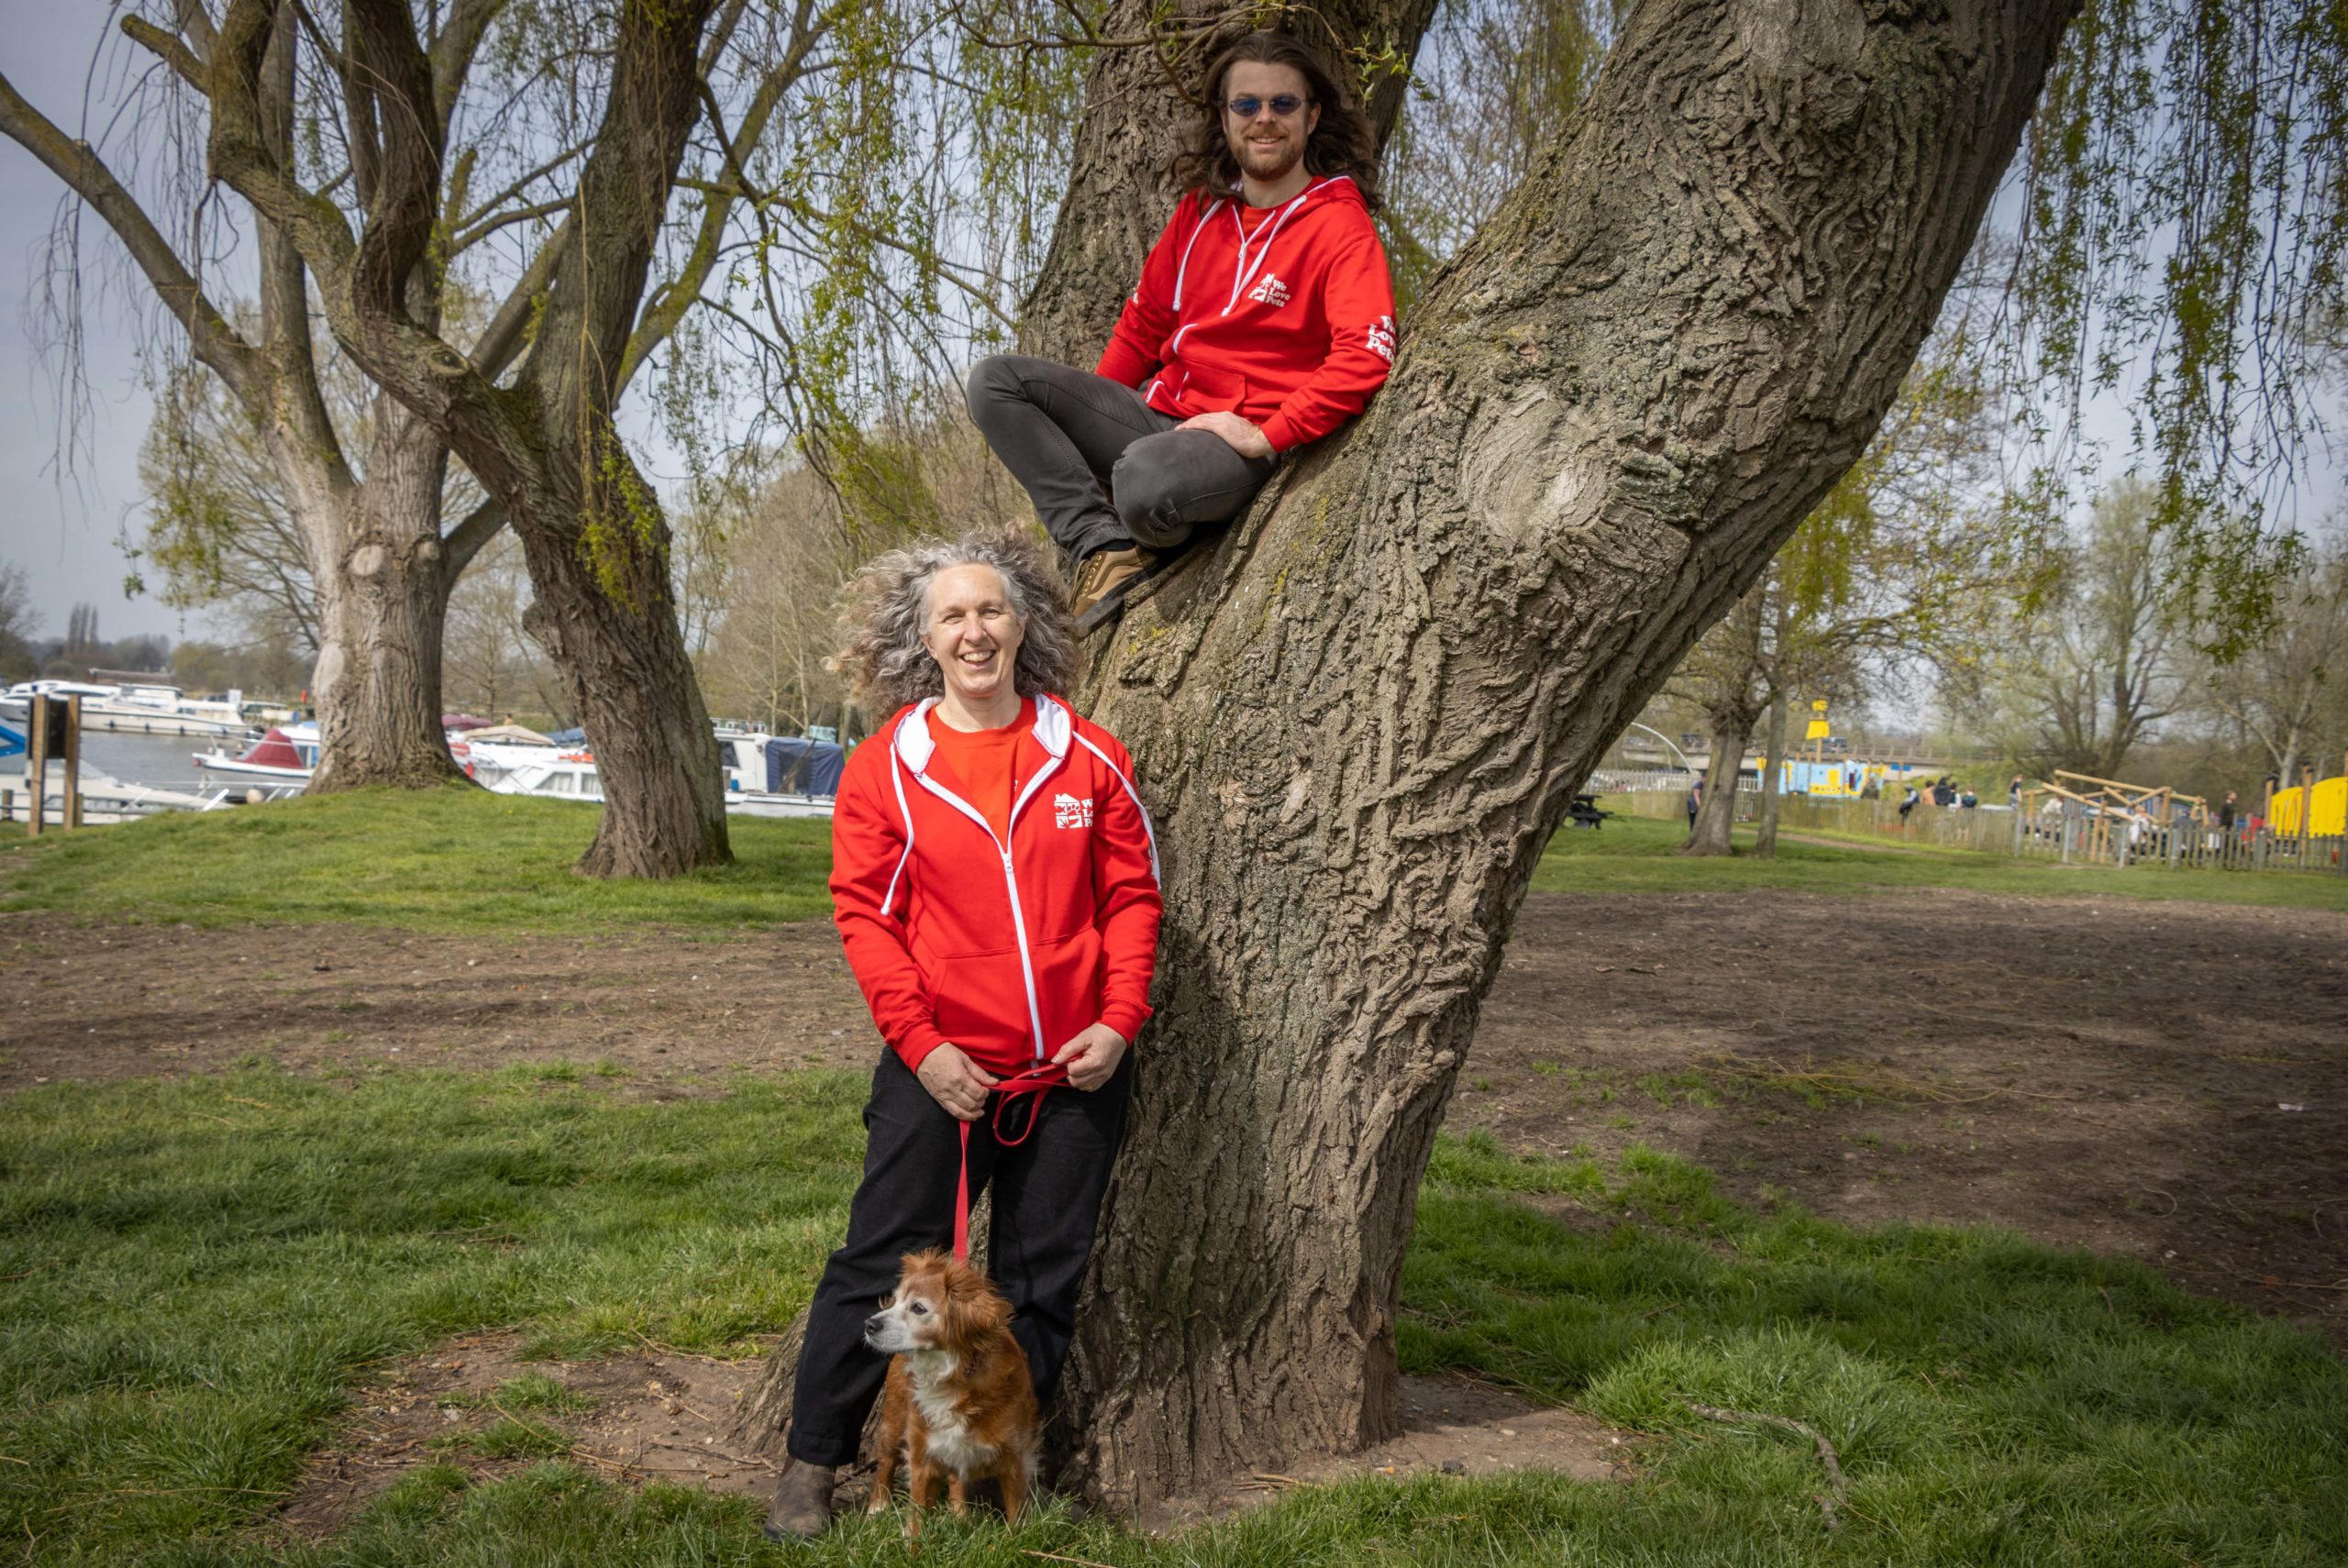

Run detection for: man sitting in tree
[[965, 29, 1399, 619]]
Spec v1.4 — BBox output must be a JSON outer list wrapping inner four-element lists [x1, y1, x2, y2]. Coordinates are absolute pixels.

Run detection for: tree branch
[[440, 493, 508, 580], [471, 215, 570, 378], [0, 70, 261, 404], [119, 17, 206, 91], [428, 0, 506, 131]]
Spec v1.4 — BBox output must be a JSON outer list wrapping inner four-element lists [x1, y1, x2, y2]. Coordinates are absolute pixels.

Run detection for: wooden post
[[61, 694, 83, 832], [2257, 778, 2273, 870], [2298, 765, 2313, 871], [25, 695, 48, 837]]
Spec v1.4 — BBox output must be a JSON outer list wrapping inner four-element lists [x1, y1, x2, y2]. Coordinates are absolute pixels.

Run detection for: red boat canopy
[[240, 728, 308, 769]]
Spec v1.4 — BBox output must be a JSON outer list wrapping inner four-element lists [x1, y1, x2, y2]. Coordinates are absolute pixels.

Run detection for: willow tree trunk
[[1041, 0, 2078, 1507], [281, 397, 467, 792], [1686, 705, 1755, 854], [205, 0, 727, 876]]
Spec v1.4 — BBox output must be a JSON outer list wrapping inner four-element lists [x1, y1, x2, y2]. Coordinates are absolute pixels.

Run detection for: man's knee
[[1110, 440, 1193, 549], [962, 353, 1023, 418]]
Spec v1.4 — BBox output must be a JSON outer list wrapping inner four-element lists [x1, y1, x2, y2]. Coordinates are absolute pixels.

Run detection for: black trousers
[[963, 354, 1278, 564], [784, 1049, 1134, 1466]]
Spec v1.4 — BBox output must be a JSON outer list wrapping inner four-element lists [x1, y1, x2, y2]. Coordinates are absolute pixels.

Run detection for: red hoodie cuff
[[1100, 1001, 1151, 1044], [892, 1025, 949, 1075], [1258, 413, 1302, 453]]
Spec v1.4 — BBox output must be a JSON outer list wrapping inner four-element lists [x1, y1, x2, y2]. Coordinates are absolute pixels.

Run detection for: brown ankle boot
[[1070, 546, 1154, 616], [762, 1458, 836, 1540]]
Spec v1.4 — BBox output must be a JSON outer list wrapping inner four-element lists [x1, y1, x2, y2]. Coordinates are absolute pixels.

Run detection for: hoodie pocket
[[928, 951, 1029, 1064], [1179, 360, 1249, 415]]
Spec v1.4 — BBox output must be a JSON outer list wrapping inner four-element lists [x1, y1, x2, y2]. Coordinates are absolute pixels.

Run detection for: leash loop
[[951, 1062, 1069, 1260]]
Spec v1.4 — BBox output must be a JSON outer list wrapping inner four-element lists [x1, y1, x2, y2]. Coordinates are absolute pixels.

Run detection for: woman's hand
[[916, 1043, 1000, 1121], [1052, 1023, 1129, 1091]]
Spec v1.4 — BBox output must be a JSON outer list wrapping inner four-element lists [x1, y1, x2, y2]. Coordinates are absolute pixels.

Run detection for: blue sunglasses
[[1225, 94, 1309, 118]]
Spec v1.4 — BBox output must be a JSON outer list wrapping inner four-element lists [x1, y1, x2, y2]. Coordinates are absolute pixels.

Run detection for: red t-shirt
[[925, 697, 1032, 843]]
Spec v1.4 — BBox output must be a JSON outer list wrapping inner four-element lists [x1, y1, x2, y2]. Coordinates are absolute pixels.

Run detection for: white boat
[[454, 728, 836, 818], [3, 679, 251, 738], [457, 738, 605, 801], [194, 722, 321, 780]]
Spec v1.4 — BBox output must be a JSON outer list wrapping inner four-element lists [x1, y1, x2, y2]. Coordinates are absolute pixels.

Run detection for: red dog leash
[[953, 1062, 1069, 1259]]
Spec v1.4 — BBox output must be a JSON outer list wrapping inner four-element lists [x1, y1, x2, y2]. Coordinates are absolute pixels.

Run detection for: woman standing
[[765, 530, 1163, 1540]]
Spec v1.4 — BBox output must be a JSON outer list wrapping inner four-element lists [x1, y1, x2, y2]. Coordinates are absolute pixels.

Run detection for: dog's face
[[863, 1250, 1011, 1357]]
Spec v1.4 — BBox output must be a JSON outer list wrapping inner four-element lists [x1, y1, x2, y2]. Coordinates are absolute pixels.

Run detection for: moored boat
[[194, 722, 321, 780]]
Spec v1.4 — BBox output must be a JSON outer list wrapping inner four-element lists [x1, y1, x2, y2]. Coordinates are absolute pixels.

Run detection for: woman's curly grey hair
[[833, 527, 1080, 716]]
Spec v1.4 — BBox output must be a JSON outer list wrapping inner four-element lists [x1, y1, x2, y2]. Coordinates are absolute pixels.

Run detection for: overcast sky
[[3, 7, 2341, 655], [0, 6, 183, 642]]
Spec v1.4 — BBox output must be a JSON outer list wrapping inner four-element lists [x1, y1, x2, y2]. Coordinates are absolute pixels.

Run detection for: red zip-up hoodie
[[829, 693, 1163, 1077], [1096, 175, 1396, 454]]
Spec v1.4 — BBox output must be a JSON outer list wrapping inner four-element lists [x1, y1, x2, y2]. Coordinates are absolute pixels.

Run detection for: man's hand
[[1179, 410, 1273, 459], [916, 1043, 999, 1121], [1051, 1023, 1130, 1091]]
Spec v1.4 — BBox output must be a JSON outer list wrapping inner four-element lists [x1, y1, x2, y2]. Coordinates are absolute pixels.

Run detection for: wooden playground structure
[[2017, 764, 2346, 872]]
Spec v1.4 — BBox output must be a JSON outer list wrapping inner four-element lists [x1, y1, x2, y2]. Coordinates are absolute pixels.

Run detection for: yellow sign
[[1805, 720, 1831, 740], [1811, 699, 1829, 712]]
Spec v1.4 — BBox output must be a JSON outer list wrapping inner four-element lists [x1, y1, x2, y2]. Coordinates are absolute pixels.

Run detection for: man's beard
[[1229, 129, 1305, 184]]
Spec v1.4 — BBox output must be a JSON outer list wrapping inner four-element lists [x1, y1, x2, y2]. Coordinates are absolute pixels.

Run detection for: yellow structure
[[2268, 774, 2345, 836]]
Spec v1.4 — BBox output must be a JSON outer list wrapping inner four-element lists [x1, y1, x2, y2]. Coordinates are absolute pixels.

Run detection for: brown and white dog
[[862, 1249, 1039, 1534]]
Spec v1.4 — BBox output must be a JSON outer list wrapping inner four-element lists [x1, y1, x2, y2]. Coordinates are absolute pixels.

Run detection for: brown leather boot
[[1069, 546, 1154, 617], [761, 1459, 836, 1540]]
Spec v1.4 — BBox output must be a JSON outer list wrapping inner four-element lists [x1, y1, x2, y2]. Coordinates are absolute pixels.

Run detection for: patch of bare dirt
[[277, 1331, 780, 1539], [0, 914, 880, 1092], [1457, 888, 2348, 1342], [1138, 1376, 1634, 1531]]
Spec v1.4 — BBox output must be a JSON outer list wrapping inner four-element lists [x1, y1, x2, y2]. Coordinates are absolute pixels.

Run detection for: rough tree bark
[[205, 0, 730, 875], [1047, 0, 2079, 1506], [742, 0, 2078, 1510]]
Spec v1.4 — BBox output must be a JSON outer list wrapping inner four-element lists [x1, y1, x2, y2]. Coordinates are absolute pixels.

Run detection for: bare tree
[[2194, 535, 2348, 787], [1970, 478, 2187, 779]]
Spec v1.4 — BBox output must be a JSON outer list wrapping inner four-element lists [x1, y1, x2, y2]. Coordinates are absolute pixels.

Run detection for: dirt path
[[6, 889, 2344, 1342]]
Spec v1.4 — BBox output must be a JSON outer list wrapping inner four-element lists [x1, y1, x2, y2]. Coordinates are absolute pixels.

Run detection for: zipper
[[912, 750, 1065, 1064]]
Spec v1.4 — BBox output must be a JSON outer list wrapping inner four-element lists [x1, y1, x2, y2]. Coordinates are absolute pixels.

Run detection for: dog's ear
[[942, 1259, 1013, 1347]]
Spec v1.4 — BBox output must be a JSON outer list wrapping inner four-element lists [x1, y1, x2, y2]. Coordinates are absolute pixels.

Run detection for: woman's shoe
[[762, 1459, 836, 1540]]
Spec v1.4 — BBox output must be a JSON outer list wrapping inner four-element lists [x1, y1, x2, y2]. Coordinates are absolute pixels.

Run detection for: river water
[[2, 728, 228, 796]]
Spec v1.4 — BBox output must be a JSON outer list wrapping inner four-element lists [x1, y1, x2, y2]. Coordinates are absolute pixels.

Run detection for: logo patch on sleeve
[[1366, 315, 1397, 363]]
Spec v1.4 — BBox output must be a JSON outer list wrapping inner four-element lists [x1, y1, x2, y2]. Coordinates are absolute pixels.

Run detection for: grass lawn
[[0, 785, 836, 934], [3, 1070, 2342, 1565], [5, 786, 2342, 939], [1535, 803, 2348, 910]]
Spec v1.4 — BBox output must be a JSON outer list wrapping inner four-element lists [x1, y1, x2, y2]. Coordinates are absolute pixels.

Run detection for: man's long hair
[[1167, 30, 1383, 211]]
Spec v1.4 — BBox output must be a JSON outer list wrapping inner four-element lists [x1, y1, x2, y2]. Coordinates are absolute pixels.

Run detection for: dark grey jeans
[[964, 354, 1278, 563]]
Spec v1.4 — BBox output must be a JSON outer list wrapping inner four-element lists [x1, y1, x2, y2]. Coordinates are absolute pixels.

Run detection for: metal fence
[[1598, 785, 2348, 878]]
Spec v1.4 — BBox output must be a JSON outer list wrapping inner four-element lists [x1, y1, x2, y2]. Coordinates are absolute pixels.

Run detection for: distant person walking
[[2008, 774, 2024, 809], [1687, 775, 1703, 834], [1899, 784, 1920, 827], [2219, 790, 2238, 839]]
